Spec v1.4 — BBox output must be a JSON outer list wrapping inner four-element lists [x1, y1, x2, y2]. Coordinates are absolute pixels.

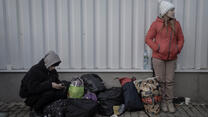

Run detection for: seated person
[[19, 51, 66, 115]]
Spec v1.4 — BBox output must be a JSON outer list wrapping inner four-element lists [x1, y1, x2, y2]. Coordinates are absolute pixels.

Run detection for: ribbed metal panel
[[0, 0, 207, 71]]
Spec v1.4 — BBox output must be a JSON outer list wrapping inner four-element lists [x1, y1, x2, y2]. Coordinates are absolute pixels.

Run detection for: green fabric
[[68, 85, 84, 98]]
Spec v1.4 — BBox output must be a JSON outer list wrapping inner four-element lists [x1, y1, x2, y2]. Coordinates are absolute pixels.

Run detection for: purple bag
[[84, 91, 97, 101]]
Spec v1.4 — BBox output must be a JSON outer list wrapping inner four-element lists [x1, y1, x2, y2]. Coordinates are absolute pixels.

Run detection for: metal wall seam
[[119, 0, 125, 69], [106, 0, 113, 69]]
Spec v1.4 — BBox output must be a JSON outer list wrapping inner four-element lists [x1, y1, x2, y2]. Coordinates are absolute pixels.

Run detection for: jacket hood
[[44, 51, 61, 69]]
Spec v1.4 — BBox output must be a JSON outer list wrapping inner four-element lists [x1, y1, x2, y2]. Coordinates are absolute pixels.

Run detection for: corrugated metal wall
[[0, 0, 208, 71]]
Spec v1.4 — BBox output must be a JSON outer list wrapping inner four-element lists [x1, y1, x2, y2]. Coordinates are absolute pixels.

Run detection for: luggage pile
[[43, 74, 161, 117]]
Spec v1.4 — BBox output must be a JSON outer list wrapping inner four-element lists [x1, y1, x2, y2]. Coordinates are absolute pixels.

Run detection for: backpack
[[97, 87, 124, 116], [134, 77, 161, 114], [81, 74, 106, 93], [118, 77, 143, 111]]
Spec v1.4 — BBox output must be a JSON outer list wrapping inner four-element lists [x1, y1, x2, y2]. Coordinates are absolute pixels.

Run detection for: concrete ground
[[0, 101, 208, 117]]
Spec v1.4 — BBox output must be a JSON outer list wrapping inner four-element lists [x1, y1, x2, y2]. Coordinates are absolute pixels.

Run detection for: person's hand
[[52, 82, 65, 89]]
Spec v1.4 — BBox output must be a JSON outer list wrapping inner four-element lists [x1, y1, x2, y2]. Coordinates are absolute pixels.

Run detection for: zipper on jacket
[[167, 30, 172, 60]]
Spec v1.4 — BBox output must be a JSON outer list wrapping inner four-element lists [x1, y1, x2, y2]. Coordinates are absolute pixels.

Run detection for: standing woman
[[145, 0, 184, 113]]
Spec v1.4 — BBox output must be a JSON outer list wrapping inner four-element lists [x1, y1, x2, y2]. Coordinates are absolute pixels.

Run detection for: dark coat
[[20, 59, 61, 107]]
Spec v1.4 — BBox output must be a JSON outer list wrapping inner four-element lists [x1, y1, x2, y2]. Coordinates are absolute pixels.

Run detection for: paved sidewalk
[[0, 101, 208, 117]]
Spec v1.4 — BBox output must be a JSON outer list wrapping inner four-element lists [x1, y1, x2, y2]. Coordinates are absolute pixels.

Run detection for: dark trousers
[[32, 89, 66, 113]]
